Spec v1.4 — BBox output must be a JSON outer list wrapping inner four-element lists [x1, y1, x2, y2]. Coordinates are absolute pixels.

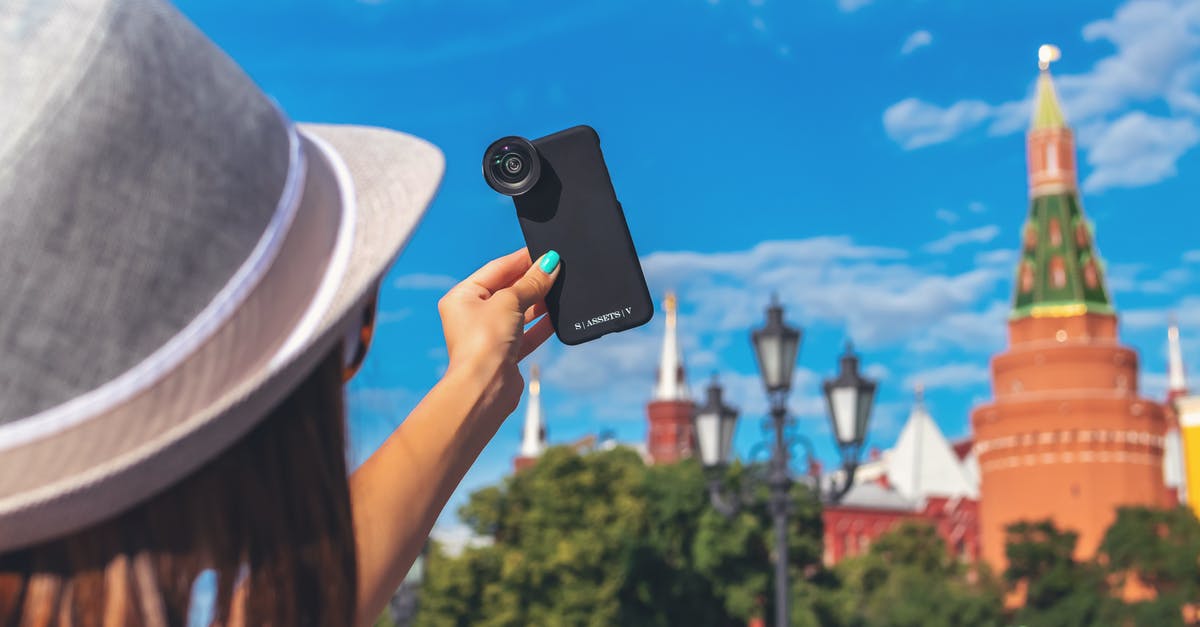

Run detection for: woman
[[0, 0, 553, 624]]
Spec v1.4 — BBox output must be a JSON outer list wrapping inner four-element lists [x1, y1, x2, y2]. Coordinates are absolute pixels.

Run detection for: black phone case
[[513, 125, 653, 345]]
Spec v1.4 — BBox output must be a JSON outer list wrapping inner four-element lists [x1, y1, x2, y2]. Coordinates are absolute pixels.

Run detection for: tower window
[[1050, 256, 1067, 288], [1084, 259, 1099, 289], [1049, 219, 1062, 247], [1046, 142, 1059, 174]]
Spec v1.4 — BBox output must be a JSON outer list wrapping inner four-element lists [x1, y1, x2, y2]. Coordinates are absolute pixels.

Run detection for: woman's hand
[[436, 248, 561, 418]]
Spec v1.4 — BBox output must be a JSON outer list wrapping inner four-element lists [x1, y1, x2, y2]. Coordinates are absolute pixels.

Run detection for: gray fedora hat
[[0, 0, 443, 550]]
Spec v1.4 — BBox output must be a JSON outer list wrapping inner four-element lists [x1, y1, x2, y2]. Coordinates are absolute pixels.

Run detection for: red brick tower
[[646, 292, 694, 464], [971, 46, 1168, 568], [513, 364, 546, 472]]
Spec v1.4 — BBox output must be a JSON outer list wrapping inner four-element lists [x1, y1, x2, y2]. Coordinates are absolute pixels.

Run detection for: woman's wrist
[[438, 359, 510, 440]]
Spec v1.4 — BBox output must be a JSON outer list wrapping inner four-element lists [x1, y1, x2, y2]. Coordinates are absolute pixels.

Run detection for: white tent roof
[[885, 398, 978, 500]]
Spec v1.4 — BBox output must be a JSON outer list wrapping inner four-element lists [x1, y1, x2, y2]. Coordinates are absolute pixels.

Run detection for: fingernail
[[539, 250, 561, 274]]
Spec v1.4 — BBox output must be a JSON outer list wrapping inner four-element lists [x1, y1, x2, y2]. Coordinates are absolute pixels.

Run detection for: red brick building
[[823, 391, 981, 565]]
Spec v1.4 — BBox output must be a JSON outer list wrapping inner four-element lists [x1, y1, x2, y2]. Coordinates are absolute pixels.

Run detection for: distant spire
[[654, 292, 689, 401], [1169, 317, 1189, 400], [1010, 44, 1113, 322], [520, 364, 545, 458], [1032, 45, 1067, 130]]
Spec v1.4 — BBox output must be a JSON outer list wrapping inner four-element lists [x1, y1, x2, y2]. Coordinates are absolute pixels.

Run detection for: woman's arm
[[349, 248, 560, 626]]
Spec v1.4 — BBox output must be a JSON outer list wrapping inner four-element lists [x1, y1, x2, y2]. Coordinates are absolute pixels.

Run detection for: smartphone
[[483, 125, 653, 345]]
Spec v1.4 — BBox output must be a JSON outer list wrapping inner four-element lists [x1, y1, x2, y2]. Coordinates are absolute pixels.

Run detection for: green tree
[[1095, 506, 1200, 626], [1005, 519, 1108, 627], [415, 447, 828, 627], [414, 544, 502, 627], [830, 521, 1004, 627]]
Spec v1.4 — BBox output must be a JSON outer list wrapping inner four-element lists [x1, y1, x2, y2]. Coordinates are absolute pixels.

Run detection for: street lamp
[[751, 295, 802, 395], [822, 343, 877, 501], [695, 298, 878, 627], [694, 374, 739, 469]]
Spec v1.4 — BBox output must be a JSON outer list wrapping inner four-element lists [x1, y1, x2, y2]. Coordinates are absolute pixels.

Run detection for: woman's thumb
[[506, 250, 561, 312]]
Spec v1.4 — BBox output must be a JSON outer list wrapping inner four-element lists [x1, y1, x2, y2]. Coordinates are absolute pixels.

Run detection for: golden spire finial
[[530, 364, 540, 395], [914, 382, 925, 404], [664, 291, 677, 314], [1038, 44, 1061, 71]]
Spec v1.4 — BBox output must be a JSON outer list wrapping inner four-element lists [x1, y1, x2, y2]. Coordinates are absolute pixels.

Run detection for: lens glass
[[490, 145, 531, 184], [483, 136, 539, 195]]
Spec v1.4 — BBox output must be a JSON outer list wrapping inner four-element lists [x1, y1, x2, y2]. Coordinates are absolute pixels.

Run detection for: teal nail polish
[[539, 250, 561, 273]]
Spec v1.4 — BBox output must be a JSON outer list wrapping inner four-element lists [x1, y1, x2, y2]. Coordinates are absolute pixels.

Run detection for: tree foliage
[[826, 521, 1004, 627], [415, 446, 825, 627], [1005, 519, 1108, 627], [1096, 506, 1200, 626], [415, 446, 1200, 627]]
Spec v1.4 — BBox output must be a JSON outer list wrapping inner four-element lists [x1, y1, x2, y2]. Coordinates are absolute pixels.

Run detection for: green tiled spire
[[1011, 192, 1113, 319], [1012, 48, 1111, 320]]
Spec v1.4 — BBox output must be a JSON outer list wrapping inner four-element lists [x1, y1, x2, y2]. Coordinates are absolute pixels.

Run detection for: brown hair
[[0, 346, 357, 627]]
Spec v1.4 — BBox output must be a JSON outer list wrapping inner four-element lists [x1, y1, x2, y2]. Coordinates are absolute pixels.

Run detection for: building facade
[[823, 391, 981, 565], [970, 58, 1170, 568]]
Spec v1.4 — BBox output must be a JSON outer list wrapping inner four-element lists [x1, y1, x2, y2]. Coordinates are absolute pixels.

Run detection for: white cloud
[[430, 524, 494, 557], [903, 362, 992, 391], [837, 0, 873, 11], [751, 16, 766, 32], [883, 98, 993, 149], [531, 237, 1013, 426], [974, 248, 1018, 267], [1184, 250, 1200, 263], [1124, 296, 1200, 331], [393, 272, 458, 290], [1082, 112, 1200, 191], [347, 386, 417, 418], [1140, 267, 1191, 294], [901, 30, 932, 55], [376, 308, 413, 324], [908, 300, 1009, 354], [882, 0, 1200, 190], [923, 225, 1001, 254], [935, 209, 959, 224], [1105, 262, 1192, 295], [968, 201, 988, 214]]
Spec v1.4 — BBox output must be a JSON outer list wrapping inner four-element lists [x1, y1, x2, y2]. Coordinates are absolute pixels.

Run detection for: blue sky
[[178, 0, 1200, 530]]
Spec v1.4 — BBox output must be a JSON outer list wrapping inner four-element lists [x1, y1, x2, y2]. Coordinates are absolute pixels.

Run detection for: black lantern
[[822, 343, 876, 450], [693, 375, 739, 468], [751, 296, 803, 394]]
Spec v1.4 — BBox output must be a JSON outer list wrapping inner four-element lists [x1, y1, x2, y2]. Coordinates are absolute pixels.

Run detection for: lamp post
[[694, 297, 877, 627], [750, 296, 802, 627]]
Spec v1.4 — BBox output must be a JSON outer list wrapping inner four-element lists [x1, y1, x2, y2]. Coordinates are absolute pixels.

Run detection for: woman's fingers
[[463, 248, 531, 295], [518, 316, 555, 361], [505, 251, 561, 313], [523, 302, 547, 325]]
